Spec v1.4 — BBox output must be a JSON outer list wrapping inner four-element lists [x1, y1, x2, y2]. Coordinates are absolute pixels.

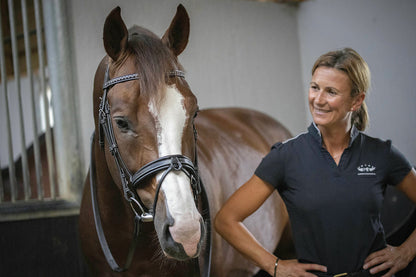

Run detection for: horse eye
[[114, 117, 130, 132], [193, 108, 199, 119]]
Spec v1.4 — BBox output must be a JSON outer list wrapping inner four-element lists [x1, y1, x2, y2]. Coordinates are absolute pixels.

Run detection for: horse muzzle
[[162, 217, 205, 260]]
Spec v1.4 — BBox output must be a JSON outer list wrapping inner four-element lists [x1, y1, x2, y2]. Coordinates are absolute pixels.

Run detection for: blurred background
[[0, 0, 414, 276]]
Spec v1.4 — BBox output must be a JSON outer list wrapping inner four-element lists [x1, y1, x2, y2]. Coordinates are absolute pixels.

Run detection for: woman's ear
[[351, 92, 365, 111]]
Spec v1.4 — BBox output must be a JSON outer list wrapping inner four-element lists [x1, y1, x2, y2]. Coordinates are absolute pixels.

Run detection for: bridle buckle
[[171, 156, 182, 170]]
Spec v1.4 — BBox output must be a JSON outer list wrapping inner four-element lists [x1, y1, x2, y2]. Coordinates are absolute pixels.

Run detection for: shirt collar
[[349, 125, 359, 146], [308, 122, 360, 147]]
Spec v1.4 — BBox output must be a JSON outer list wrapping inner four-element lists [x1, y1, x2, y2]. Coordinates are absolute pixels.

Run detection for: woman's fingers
[[364, 245, 410, 277], [276, 259, 327, 277]]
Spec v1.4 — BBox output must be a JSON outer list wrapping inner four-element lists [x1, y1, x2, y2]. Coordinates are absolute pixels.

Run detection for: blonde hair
[[312, 48, 371, 131]]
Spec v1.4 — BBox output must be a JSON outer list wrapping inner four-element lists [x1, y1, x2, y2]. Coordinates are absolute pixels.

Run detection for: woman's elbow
[[214, 209, 224, 234], [214, 207, 232, 236]]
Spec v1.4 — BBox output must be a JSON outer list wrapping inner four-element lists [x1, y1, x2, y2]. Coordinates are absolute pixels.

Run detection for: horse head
[[93, 5, 204, 261]]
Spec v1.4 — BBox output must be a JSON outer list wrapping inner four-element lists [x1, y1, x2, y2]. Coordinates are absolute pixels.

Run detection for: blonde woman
[[215, 48, 416, 277]]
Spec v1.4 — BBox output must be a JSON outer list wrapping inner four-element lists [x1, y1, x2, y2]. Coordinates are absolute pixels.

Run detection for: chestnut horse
[[79, 5, 292, 277]]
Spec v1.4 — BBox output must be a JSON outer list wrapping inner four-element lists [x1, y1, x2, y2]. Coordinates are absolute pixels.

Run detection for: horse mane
[[110, 25, 184, 100]]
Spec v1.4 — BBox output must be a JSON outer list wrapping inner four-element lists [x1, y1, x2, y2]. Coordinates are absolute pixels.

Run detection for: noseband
[[90, 64, 211, 275]]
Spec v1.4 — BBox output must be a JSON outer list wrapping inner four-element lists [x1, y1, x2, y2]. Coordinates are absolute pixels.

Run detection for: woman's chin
[[312, 116, 329, 126]]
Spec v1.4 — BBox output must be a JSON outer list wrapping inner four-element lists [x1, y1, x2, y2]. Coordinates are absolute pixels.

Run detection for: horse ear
[[103, 7, 128, 61], [162, 4, 190, 56]]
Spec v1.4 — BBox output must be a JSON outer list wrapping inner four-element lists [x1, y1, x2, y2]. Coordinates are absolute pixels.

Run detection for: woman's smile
[[313, 107, 331, 114], [308, 66, 359, 130]]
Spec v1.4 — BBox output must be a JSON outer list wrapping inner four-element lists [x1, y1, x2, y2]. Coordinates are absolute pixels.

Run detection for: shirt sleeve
[[386, 140, 413, 186], [254, 142, 286, 189]]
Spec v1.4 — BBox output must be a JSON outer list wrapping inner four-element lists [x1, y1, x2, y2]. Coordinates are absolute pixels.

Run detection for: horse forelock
[[109, 26, 184, 103]]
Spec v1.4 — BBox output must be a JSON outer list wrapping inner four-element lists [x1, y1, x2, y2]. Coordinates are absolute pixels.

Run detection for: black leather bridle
[[89, 64, 211, 275]]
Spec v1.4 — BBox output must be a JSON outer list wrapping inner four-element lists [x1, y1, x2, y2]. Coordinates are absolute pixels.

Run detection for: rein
[[89, 65, 211, 275]]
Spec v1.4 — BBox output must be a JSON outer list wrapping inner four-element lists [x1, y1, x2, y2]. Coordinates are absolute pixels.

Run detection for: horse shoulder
[[195, 107, 291, 276]]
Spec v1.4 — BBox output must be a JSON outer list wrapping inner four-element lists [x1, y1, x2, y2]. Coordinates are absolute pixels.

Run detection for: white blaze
[[148, 84, 201, 257]]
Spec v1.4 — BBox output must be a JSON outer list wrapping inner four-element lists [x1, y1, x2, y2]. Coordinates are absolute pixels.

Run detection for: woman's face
[[308, 66, 363, 131]]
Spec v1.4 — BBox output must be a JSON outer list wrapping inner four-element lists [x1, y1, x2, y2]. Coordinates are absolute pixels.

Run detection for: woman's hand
[[364, 169, 416, 277], [363, 245, 413, 277], [275, 259, 327, 277]]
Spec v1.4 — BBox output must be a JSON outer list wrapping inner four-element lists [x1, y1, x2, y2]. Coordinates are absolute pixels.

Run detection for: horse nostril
[[163, 223, 175, 249], [162, 211, 175, 239], [164, 223, 172, 241], [162, 223, 190, 260]]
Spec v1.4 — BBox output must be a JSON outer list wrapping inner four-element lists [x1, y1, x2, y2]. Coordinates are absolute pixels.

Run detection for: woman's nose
[[314, 91, 326, 105]]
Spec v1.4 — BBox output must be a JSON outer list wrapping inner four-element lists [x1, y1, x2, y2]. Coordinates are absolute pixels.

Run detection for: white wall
[[69, 0, 306, 168], [297, 0, 416, 164], [69, 0, 415, 169]]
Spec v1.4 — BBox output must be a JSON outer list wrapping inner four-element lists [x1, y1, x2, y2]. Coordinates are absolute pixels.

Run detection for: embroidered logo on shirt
[[357, 164, 376, 176]]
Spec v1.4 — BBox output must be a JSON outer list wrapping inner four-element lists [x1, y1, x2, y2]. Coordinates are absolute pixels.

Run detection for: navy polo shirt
[[255, 123, 412, 274]]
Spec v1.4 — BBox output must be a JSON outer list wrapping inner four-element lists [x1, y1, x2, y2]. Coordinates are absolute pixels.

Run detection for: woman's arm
[[214, 174, 327, 276], [364, 168, 416, 277], [215, 175, 278, 273]]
